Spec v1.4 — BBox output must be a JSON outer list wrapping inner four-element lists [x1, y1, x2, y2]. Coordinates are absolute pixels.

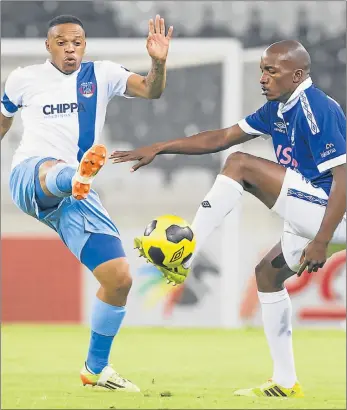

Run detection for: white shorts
[[272, 168, 346, 271]]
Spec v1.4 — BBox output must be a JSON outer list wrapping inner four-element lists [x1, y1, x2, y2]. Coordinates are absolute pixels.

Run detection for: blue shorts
[[9, 156, 126, 271]]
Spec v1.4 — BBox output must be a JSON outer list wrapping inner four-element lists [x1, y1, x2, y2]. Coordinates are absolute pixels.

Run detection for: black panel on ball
[[182, 253, 192, 265], [166, 225, 194, 243], [148, 246, 165, 266], [144, 220, 157, 236]]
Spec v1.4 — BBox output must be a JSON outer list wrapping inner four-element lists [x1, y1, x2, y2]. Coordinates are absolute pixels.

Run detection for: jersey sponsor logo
[[321, 143, 336, 158], [276, 144, 298, 167], [42, 102, 86, 116], [79, 81, 96, 98], [274, 122, 286, 134]]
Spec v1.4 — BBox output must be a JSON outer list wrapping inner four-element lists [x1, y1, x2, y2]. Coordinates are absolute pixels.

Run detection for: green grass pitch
[[2, 325, 346, 409]]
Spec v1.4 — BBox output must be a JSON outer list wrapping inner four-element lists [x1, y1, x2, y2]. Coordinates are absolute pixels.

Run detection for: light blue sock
[[86, 298, 126, 374], [45, 163, 76, 197]]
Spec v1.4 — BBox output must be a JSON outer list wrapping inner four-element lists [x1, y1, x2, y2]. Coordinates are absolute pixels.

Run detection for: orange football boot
[[72, 144, 107, 200]]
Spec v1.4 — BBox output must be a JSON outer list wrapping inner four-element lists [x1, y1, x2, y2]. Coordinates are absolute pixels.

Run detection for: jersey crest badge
[[79, 82, 96, 98]]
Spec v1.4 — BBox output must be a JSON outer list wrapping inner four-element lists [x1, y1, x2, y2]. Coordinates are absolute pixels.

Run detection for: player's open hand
[[297, 239, 328, 277], [110, 146, 158, 172], [146, 14, 173, 62]]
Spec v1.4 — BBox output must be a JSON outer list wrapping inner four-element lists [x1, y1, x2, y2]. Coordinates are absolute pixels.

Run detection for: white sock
[[184, 174, 243, 268], [258, 289, 297, 388]]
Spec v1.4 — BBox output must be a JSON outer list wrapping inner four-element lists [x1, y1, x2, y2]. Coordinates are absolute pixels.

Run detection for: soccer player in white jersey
[[110, 40, 346, 397], [1, 14, 174, 391]]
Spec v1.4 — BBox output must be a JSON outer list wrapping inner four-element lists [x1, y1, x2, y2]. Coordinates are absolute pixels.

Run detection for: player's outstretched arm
[[125, 15, 173, 99], [110, 124, 255, 171], [1, 113, 14, 140], [297, 163, 346, 276]]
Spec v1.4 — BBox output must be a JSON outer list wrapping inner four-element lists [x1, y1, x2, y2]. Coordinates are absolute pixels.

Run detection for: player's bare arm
[[110, 124, 255, 171], [125, 15, 173, 99], [1, 113, 14, 140], [298, 163, 346, 276]]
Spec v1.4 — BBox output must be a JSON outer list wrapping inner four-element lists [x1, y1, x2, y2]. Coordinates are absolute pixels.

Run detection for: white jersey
[[1, 59, 134, 170]]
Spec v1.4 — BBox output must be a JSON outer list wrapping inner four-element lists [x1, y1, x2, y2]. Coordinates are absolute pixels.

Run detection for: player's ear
[[293, 69, 303, 84], [45, 39, 51, 53]]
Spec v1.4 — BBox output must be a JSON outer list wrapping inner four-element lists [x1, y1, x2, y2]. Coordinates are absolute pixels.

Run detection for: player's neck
[[49, 61, 76, 75], [281, 76, 311, 104]]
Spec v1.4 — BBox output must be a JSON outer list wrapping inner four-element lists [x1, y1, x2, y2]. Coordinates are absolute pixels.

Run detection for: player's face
[[46, 24, 86, 74], [259, 52, 300, 103]]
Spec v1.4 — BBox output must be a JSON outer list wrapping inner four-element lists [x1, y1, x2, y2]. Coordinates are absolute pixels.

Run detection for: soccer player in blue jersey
[[1, 14, 173, 391], [110, 40, 346, 397]]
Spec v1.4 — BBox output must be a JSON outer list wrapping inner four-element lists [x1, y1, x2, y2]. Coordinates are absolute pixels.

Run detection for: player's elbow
[[147, 89, 163, 99]]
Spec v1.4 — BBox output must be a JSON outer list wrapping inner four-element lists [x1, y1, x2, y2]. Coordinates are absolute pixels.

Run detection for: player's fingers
[[131, 160, 145, 172], [155, 14, 160, 33], [110, 155, 129, 161], [166, 25, 174, 40], [148, 18, 154, 35], [297, 260, 308, 277], [307, 262, 315, 273], [112, 157, 133, 164], [109, 151, 129, 159], [160, 17, 165, 35]]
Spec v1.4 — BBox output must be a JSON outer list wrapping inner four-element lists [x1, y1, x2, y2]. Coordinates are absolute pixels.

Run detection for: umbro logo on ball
[[201, 201, 211, 208], [170, 246, 184, 263]]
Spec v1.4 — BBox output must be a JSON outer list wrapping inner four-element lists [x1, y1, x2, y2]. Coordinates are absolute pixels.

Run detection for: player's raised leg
[[234, 242, 304, 397], [78, 235, 140, 392], [184, 152, 285, 267], [36, 144, 106, 209]]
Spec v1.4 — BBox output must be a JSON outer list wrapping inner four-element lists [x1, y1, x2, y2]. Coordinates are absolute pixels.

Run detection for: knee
[[110, 266, 133, 295], [255, 259, 270, 289], [94, 258, 133, 295], [221, 152, 249, 176], [255, 259, 282, 292]]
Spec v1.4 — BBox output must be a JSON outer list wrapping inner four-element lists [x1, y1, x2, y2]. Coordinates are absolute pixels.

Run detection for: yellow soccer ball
[[141, 215, 196, 268]]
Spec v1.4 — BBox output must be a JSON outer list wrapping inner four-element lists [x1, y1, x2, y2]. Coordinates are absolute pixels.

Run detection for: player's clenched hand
[[110, 146, 158, 172], [297, 239, 328, 277], [146, 14, 173, 62]]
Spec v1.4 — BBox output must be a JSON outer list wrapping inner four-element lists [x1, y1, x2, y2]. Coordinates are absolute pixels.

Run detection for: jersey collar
[[278, 77, 313, 115]]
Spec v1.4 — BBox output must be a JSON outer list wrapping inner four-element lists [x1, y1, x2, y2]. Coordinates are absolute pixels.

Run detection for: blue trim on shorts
[[287, 188, 328, 207], [80, 233, 126, 272]]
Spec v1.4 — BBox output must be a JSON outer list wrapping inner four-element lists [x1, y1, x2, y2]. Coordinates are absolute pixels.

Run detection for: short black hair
[[48, 15, 84, 32]]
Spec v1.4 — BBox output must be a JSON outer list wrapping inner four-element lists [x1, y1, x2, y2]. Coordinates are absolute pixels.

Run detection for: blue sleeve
[[306, 100, 346, 173], [238, 102, 272, 136], [1, 67, 23, 117]]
